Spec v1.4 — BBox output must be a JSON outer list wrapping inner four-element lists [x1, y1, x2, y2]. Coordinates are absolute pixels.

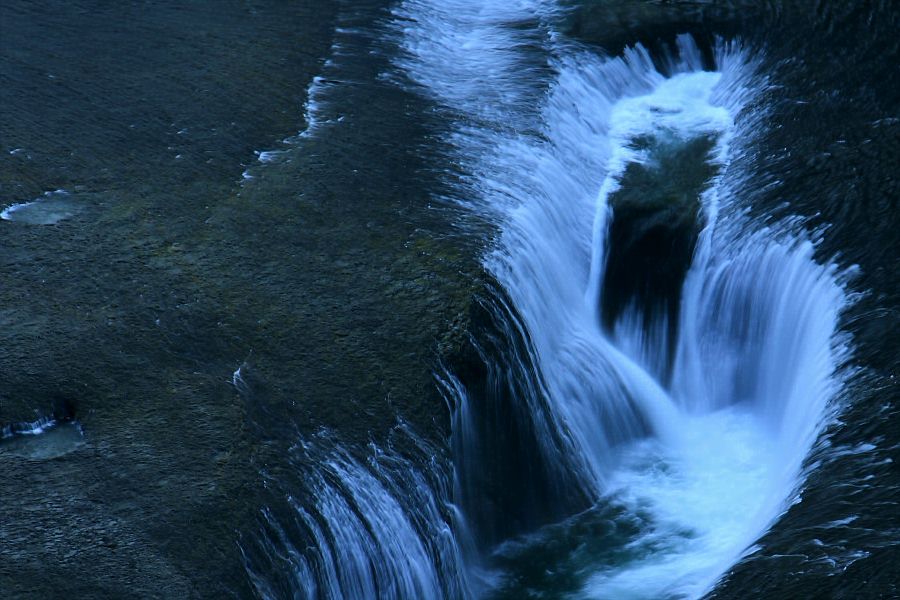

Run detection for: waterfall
[[394, 0, 853, 597], [245, 1, 854, 597]]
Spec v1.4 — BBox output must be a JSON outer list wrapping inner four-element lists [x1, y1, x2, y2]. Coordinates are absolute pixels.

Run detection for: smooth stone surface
[[0, 421, 85, 459], [1, 190, 81, 225]]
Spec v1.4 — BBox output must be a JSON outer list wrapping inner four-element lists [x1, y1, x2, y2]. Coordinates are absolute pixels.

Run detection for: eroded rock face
[[601, 134, 717, 379]]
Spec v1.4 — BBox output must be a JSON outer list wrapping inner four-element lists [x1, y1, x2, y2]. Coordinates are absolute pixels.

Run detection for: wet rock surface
[[601, 135, 715, 375], [0, 1, 478, 597]]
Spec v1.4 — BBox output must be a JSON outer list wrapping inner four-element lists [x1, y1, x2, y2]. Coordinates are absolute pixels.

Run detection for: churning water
[[247, 0, 858, 597], [321, 0, 852, 597]]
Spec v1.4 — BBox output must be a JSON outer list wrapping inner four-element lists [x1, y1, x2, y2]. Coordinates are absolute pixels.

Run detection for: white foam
[[583, 409, 780, 599], [256, 150, 284, 163]]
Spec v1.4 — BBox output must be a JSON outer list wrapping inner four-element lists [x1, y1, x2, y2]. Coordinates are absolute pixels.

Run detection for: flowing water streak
[[394, 0, 853, 597], [240, 12, 361, 182], [242, 431, 473, 599]]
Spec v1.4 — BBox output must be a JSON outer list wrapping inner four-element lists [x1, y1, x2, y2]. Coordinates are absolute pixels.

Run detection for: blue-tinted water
[[1, 0, 898, 598]]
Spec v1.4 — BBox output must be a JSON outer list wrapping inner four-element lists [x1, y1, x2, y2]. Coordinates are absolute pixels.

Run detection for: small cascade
[[241, 430, 474, 600]]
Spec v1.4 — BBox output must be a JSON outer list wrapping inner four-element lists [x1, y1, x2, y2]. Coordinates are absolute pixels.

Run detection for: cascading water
[[243, 1, 854, 597], [241, 426, 474, 600], [392, 0, 854, 597], [6, 0, 895, 597]]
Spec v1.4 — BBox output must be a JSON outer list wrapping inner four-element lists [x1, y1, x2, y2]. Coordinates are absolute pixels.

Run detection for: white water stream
[[393, 1, 851, 597]]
